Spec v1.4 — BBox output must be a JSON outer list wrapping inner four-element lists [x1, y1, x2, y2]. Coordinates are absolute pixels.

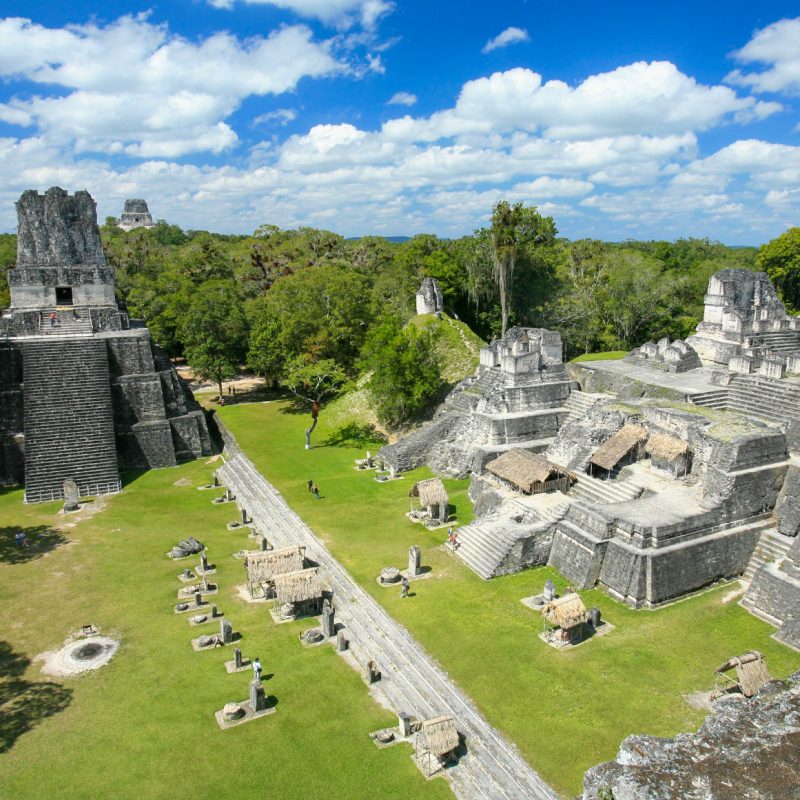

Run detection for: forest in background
[[1, 208, 798, 430]]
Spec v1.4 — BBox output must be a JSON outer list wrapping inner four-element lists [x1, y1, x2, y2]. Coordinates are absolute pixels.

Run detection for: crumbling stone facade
[[0, 187, 212, 501], [118, 198, 156, 231], [378, 327, 574, 478], [415, 277, 444, 315]]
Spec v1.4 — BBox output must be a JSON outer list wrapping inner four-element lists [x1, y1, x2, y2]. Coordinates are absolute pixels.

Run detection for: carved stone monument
[[62, 479, 80, 512], [322, 605, 336, 637], [220, 618, 233, 644], [408, 545, 421, 577], [249, 679, 266, 712]]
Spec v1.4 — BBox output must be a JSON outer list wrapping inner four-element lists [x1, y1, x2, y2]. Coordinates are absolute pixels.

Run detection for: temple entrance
[[55, 286, 73, 305]]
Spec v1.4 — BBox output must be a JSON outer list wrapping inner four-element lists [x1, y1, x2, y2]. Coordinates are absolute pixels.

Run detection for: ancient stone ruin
[[383, 270, 800, 649], [0, 187, 213, 501], [415, 277, 444, 315], [378, 327, 577, 477], [582, 670, 800, 800], [118, 199, 156, 231]]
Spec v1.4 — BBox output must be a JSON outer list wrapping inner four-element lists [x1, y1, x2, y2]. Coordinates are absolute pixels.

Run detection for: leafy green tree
[[178, 280, 248, 399], [245, 302, 284, 384], [0, 233, 16, 309], [283, 355, 346, 402], [757, 227, 800, 313], [360, 318, 442, 427], [468, 203, 558, 338], [488, 201, 558, 337]]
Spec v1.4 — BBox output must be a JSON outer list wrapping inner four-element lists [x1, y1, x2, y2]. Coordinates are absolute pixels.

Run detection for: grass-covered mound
[[570, 351, 627, 362], [0, 462, 451, 800], [408, 312, 485, 383], [218, 399, 800, 798]]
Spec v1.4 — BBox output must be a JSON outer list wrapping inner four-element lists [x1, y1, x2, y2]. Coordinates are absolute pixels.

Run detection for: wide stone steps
[[22, 338, 120, 502], [563, 389, 610, 421], [743, 527, 795, 581], [38, 310, 94, 337], [570, 473, 643, 505], [745, 330, 800, 356], [452, 521, 522, 580], [688, 389, 729, 410], [218, 448, 557, 800]]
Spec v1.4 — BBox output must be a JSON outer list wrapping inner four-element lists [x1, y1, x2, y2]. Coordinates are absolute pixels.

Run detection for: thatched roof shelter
[[244, 545, 305, 584], [421, 715, 459, 757], [542, 594, 588, 630], [590, 424, 648, 471], [273, 567, 322, 604], [715, 651, 770, 697], [410, 478, 448, 509], [645, 433, 689, 462], [486, 449, 574, 493]]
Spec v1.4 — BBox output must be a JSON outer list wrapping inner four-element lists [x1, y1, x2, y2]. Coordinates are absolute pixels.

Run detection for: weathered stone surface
[[582, 672, 800, 800], [118, 199, 155, 231], [415, 277, 444, 315], [776, 464, 800, 537], [16, 187, 106, 267]]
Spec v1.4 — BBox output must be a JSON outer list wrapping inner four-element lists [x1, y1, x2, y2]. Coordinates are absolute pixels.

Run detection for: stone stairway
[[22, 338, 120, 502], [38, 309, 94, 337], [452, 520, 524, 580], [563, 389, 610, 420], [218, 445, 557, 800], [570, 473, 643, 504], [688, 388, 729, 410], [745, 330, 800, 357], [742, 527, 794, 581], [726, 375, 800, 426]]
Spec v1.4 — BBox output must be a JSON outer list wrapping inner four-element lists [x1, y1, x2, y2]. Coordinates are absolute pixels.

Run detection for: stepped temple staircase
[[742, 527, 794, 583], [22, 338, 120, 502]]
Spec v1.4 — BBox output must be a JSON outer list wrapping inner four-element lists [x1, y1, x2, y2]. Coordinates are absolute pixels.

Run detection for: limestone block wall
[[746, 560, 800, 648], [0, 343, 25, 485], [8, 265, 117, 309], [494, 523, 554, 576], [775, 465, 800, 537], [106, 330, 213, 469]]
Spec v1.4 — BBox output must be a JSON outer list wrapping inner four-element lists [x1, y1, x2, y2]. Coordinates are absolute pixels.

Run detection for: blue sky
[[0, 2, 799, 244]]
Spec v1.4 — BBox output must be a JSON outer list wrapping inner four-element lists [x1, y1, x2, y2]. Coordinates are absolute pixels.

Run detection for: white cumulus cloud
[[388, 91, 417, 106], [726, 17, 800, 94], [0, 16, 342, 157], [482, 27, 529, 54]]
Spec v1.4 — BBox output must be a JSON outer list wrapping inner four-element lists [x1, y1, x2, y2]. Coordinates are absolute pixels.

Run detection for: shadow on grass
[[322, 422, 387, 449], [0, 525, 68, 565], [0, 641, 73, 754]]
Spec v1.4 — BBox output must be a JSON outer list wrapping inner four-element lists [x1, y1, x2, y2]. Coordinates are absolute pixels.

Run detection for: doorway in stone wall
[[55, 287, 73, 305]]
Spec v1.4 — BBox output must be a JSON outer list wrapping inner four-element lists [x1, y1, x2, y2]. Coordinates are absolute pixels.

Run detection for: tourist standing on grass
[[307, 479, 313, 493], [400, 576, 410, 598], [253, 657, 262, 680], [313, 484, 320, 500]]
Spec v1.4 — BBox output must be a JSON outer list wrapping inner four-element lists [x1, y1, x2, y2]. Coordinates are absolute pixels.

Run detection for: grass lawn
[[0, 461, 452, 800], [218, 398, 800, 798], [569, 351, 627, 362]]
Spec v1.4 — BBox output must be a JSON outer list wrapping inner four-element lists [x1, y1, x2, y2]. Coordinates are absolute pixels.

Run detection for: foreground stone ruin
[[383, 270, 800, 650], [0, 187, 212, 501], [581, 670, 800, 800]]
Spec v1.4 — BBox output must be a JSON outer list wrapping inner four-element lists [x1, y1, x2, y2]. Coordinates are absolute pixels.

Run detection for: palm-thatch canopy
[[410, 478, 448, 508], [421, 715, 459, 756], [542, 594, 588, 630], [645, 433, 689, 462], [486, 449, 574, 493], [244, 545, 305, 585], [590, 424, 648, 471], [715, 651, 770, 697], [273, 567, 322, 604]]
